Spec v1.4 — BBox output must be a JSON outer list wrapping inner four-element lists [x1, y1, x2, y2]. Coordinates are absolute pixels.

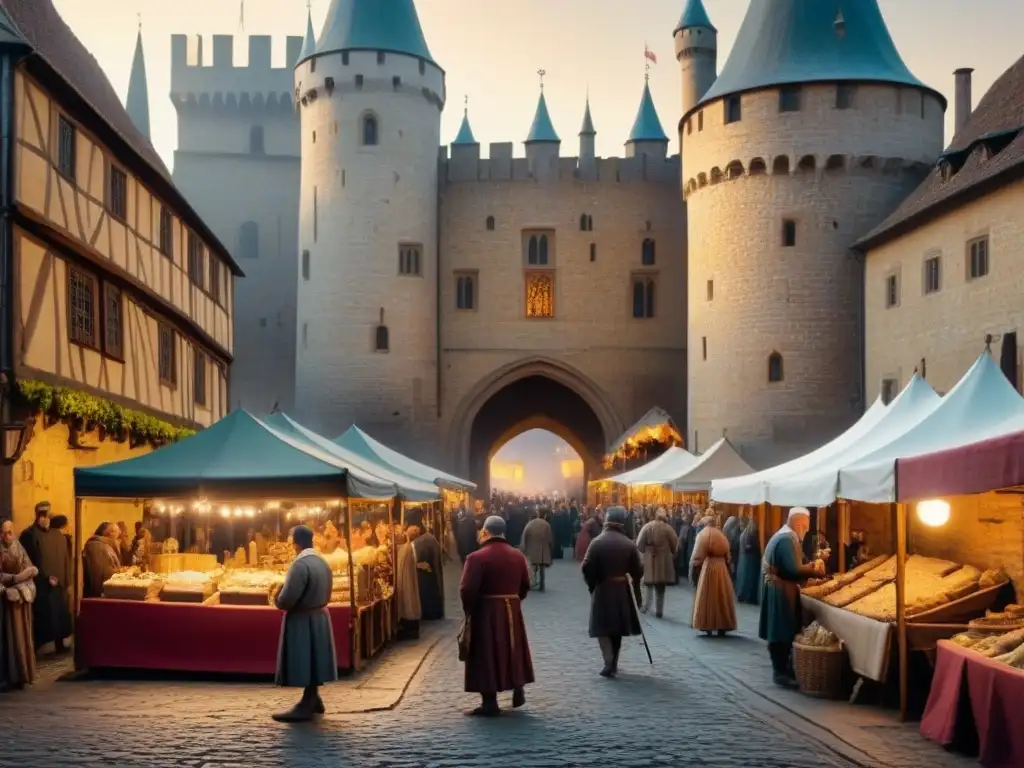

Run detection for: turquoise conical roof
[[676, 0, 716, 33], [315, 0, 435, 64], [696, 0, 944, 112], [579, 98, 596, 136], [298, 9, 317, 62], [526, 92, 559, 143], [452, 110, 476, 145], [627, 81, 668, 143], [126, 29, 150, 140]]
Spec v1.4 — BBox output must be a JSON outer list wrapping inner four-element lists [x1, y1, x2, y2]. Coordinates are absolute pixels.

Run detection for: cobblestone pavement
[[0, 557, 975, 768]]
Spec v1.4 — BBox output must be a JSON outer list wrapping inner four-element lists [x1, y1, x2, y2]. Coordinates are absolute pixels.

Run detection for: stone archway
[[466, 375, 609, 499]]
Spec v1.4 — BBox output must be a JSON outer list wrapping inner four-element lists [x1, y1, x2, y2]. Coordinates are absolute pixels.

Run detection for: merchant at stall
[[272, 525, 337, 723], [758, 507, 825, 689]]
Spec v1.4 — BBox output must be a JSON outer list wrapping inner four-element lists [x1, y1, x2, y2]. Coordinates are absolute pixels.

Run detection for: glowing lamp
[[916, 499, 951, 527]]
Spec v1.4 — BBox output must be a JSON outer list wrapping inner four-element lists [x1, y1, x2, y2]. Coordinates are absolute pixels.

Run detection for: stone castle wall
[[683, 83, 944, 468], [438, 160, 687, 469]]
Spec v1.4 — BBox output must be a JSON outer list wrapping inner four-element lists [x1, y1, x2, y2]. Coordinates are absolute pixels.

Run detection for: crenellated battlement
[[171, 34, 303, 111], [441, 143, 680, 186]]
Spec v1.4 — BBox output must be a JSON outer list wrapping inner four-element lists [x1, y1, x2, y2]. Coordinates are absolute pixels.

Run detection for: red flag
[[644, 45, 657, 64]]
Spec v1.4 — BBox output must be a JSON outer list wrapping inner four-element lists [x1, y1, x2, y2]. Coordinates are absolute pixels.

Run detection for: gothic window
[[779, 86, 802, 113], [375, 308, 389, 352], [525, 272, 554, 318], [102, 283, 123, 359], [67, 267, 97, 347], [249, 125, 265, 154], [641, 238, 656, 266], [725, 95, 742, 124], [782, 219, 797, 247], [968, 236, 989, 279], [57, 115, 76, 180], [302, 250, 310, 280], [702, 336, 707, 361], [362, 114, 378, 146], [768, 352, 784, 383], [632, 276, 655, 319], [524, 231, 552, 266], [239, 221, 259, 259], [923, 255, 941, 294], [194, 350, 207, 406], [486, 216, 495, 231], [158, 322, 177, 386], [885, 273, 900, 308], [455, 272, 476, 310], [706, 279, 714, 301], [590, 243, 596, 262], [579, 214, 593, 232], [398, 244, 422, 276]]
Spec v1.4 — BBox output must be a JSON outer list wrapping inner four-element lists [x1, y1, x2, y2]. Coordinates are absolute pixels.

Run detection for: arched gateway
[[446, 359, 624, 499]]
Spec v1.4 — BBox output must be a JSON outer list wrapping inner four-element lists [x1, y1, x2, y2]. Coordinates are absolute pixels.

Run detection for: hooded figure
[[18, 502, 71, 652], [690, 515, 738, 636], [580, 507, 643, 678], [736, 517, 762, 605]]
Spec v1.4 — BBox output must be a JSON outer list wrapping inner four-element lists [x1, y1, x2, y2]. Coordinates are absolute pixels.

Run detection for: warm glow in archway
[[490, 428, 584, 498]]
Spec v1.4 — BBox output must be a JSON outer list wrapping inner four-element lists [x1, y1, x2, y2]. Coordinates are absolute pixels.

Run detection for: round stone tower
[[674, 0, 718, 116], [293, 0, 445, 446], [681, 0, 945, 467]]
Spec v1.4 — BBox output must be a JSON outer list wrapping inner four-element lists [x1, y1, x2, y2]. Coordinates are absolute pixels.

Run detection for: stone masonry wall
[[684, 83, 945, 470], [864, 181, 1024, 399]]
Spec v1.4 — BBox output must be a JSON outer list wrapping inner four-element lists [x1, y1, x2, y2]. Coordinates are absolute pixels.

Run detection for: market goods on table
[[951, 626, 1024, 666], [102, 568, 163, 600]]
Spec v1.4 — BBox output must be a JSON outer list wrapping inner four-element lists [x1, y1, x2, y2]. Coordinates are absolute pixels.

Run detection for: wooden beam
[[838, 501, 847, 574], [895, 501, 909, 722]]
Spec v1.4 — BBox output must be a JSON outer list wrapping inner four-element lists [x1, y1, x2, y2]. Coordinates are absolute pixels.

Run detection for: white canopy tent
[[603, 446, 698, 487], [765, 374, 941, 507], [839, 352, 1024, 503], [711, 393, 891, 505], [670, 438, 755, 492]]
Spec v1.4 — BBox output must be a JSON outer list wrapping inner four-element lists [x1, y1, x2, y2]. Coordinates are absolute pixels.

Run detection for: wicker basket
[[793, 641, 844, 699]]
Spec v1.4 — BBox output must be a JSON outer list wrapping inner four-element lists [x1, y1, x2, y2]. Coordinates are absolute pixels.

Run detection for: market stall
[[709, 350, 1024, 720], [589, 446, 697, 506], [71, 409, 412, 676]]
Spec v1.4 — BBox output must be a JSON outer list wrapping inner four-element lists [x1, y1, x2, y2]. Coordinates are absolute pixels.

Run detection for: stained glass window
[[525, 272, 554, 318]]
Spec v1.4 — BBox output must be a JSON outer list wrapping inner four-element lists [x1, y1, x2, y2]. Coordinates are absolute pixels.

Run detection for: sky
[[54, 0, 1023, 171]]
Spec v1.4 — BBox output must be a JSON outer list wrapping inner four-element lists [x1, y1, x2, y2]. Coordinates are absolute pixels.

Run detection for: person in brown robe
[[1, 520, 38, 689], [394, 531, 422, 640], [82, 523, 122, 598], [690, 514, 738, 636], [520, 510, 553, 592], [636, 510, 679, 619], [459, 516, 533, 717]]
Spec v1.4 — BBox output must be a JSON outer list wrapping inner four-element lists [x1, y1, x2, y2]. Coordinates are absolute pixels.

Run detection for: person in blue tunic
[[758, 507, 824, 688], [735, 517, 761, 605]]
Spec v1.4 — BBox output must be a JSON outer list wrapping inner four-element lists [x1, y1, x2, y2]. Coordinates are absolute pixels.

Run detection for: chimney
[[954, 68, 974, 136]]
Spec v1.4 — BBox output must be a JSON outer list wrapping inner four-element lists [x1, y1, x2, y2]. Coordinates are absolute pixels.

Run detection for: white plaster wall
[[864, 180, 1024, 399], [683, 83, 945, 469], [293, 51, 445, 447], [176, 110, 299, 157]]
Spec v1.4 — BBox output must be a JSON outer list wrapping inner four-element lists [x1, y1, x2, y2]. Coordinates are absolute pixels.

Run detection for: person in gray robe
[[272, 525, 337, 722]]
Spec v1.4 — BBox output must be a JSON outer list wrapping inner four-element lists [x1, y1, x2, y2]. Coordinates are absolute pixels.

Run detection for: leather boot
[[511, 687, 526, 708], [465, 693, 500, 717], [272, 695, 316, 723], [655, 586, 665, 619], [598, 637, 616, 677]]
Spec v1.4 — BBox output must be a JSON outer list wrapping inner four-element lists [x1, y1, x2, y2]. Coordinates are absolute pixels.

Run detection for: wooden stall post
[[73, 497, 82, 612], [759, 503, 767, 554], [343, 501, 358, 671], [838, 501, 847, 574], [894, 501, 909, 722]]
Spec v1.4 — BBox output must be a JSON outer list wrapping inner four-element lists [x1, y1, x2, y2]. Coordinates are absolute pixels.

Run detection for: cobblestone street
[[0, 558, 974, 768]]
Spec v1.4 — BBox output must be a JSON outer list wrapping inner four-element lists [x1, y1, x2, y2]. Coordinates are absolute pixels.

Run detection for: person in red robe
[[459, 515, 534, 717], [574, 509, 603, 561]]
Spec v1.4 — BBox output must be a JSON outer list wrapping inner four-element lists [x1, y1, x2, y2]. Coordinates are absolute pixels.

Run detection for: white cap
[[787, 507, 811, 523]]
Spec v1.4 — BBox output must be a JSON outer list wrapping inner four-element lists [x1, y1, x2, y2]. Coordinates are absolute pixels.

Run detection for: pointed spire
[[676, 0, 716, 33], [579, 96, 595, 136], [298, 4, 317, 62], [452, 95, 477, 145], [526, 70, 559, 143], [316, 0, 435, 64], [627, 81, 668, 143], [125, 22, 151, 140]]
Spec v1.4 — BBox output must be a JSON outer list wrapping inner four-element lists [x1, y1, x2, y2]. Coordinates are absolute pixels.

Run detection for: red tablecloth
[[76, 599, 352, 674], [921, 640, 1024, 767]]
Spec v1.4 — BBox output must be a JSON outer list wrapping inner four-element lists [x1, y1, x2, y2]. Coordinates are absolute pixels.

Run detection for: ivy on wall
[[16, 380, 196, 446]]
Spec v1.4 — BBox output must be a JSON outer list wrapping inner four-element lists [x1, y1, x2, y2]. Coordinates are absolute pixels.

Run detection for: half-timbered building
[[0, 1, 240, 531]]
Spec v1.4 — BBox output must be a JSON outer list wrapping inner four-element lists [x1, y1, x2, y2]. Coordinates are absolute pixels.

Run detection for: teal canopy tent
[[334, 425, 475, 492], [261, 413, 441, 502], [73, 410, 398, 500]]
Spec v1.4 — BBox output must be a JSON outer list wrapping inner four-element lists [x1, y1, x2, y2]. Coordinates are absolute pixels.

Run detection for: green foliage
[[16, 379, 195, 445]]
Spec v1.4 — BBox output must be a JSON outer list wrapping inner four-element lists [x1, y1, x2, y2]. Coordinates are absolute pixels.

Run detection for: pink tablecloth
[[921, 640, 1024, 767]]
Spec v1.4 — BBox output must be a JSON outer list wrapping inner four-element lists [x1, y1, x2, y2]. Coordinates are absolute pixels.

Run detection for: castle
[[124, 0, 949, 492]]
